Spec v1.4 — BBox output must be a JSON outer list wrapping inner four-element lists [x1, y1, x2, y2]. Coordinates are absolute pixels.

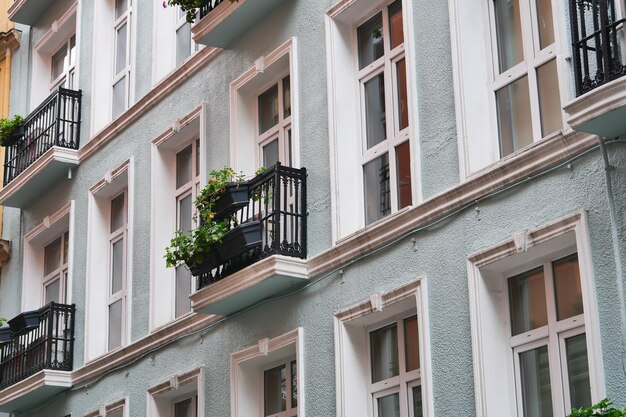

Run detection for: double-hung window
[[113, 0, 132, 119], [257, 76, 292, 168], [357, 0, 412, 225], [508, 254, 591, 416], [490, 0, 562, 157], [368, 316, 422, 417], [174, 394, 198, 417], [108, 191, 127, 351], [175, 8, 195, 66], [43, 232, 69, 305], [50, 35, 77, 91], [175, 139, 200, 318], [263, 359, 298, 417]]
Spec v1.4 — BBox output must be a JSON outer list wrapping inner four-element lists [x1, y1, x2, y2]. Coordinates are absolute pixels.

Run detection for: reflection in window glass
[[263, 139, 279, 168], [108, 408, 124, 417], [535, 0, 555, 50], [283, 76, 291, 119], [553, 255, 583, 321], [110, 193, 126, 232], [370, 323, 399, 383], [264, 364, 286, 415], [404, 316, 420, 372], [44, 237, 63, 276], [357, 13, 384, 69], [111, 239, 124, 294], [179, 195, 193, 234], [112, 77, 127, 119], [115, 23, 128, 75], [377, 393, 400, 417], [174, 397, 194, 417], [115, 0, 128, 19], [176, 145, 193, 189], [537, 59, 562, 137], [396, 141, 412, 209], [396, 59, 409, 131], [412, 386, 423, 417], [175, 265, 191, 318], [388, 0, 404, 49], [259, 84, 279, 134], [566, 334, 592, 409], [519, 346, 553, 417], [176, 23, 192, 66], [364, 153, 390, 225], [44, 279, 61, 304], [496, 75, 532, 156], [494, 0, 524, 73], [51, 46, 68, 83], [108, 299, 123, 350], [508, 268, 548, 336], [364, 73, 387, 149]]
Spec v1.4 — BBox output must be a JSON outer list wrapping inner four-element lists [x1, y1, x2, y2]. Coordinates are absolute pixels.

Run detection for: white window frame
[[262, 357, 298, 417], [334, 279, 432, 417], [107, 190, 128, 351], [112, 0, 132, 118], [173, 393, 198, 417], [174, 7, 196, 67], [42, 231, 69, 306], [50, 34, 77, 91], [147, 367, 206, 417], [255, 74, 293, 168], [84, 398, 129, 417], [467, 211, 605, 417]]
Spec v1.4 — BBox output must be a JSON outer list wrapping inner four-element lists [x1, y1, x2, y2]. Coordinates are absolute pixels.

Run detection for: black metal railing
[[570, 0, 626, 96], [3, 87, 82, 186], [197, 163, 307, 288], [0, 303, 76, 390], [199, 0, 226, 19]]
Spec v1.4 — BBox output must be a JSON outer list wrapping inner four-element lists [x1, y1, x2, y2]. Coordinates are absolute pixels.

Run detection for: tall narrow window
[[43, 231, 69, 306], [113, 0, 132, 119], [357, 0, 412, 225], [368, 315, 422, 417], [491, 0, 562, 157], [257, 75, 292, 168], [175, 7, 195, 66], [508, 254, 591, 416], [175, 139, 200, 318], [264, 359, 298, 417], [108, 191, 127, 351], [50, 35, 76, 91]]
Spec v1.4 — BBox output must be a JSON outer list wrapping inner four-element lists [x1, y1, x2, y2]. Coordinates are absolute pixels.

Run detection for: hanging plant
[[0, 115, 25, 147], [164, 0, 238, 24]]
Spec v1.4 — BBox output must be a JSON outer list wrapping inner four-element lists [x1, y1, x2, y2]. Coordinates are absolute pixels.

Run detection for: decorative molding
[[152, 104, 203, 147], [147, 367, 204, 396], [89, 159, 130, 195], [564, 76, 626, 134], [232, 328, 301, 365], [0, 370, 72, 408], [24, 201, 71, 242], [0, 29, 22, 57], [32, 2, 77, 53], [191, 0, 244, 44]]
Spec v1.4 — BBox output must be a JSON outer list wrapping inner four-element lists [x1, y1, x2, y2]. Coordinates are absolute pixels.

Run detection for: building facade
[[0, 0, 624, 416]]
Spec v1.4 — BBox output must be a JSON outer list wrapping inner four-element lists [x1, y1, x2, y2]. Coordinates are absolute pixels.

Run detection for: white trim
[[147, 367, 206, 417]]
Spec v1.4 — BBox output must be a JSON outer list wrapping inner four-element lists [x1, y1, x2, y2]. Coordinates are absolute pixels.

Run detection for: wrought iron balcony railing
[[3, 87, 82, 186], [570, 0, 626, 96], [0, 303, 76, 390], [199, 0, 225, 19], [197, 163, 307, 289]]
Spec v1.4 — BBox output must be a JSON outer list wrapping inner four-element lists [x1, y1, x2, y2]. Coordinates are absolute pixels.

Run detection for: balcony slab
[[565, 76, 626, 138], [0, 369, 71, 413], [192, 0, 291, 48], [8, 0, 56, 26], [0, 147, 79, 208], [191, 255, 308, 316]]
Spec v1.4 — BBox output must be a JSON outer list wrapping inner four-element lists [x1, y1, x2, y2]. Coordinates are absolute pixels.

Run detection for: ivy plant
[[0, 115, 24, 146], [165, 0, 238, 24], [567, 399, 626, 417]]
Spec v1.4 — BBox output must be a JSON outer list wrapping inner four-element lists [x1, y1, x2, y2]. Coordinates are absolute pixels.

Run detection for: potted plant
[[0, 115, 25, 147], [0, 323, 10, 345], [8, 309, 40, 336], [165, 0, 238, 24], [567, 399, 626, 417]]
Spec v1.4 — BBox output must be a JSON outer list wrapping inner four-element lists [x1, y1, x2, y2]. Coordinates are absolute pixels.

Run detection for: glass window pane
[[370, 323, 399, 383], [389, 0, 404, 49], [537, 59, 562, 137], [286, 129, 293, 168], [404, 315, 420, 372], [283, 76, 291, 119], [377, 393, 400, 417], [195, 139, 200, 177], [259, 84, 279, 134], [396, 58, 409, 131], [115, 0, 128, 19], [108, 408, 124, 417], [45, 278, 61, 305], [496, 76, 532, 157], [175, 265, 191, 318], [291, 360, 298, 408], [44, 237, 63, 276], [494, 0, 524, 72], [108, 299, 123, 350], [519, 346, 553, 417], [112, 76, 127, 119], [553, 255, 583, 321], [263, 139, 279, 168], [509, 267, 548, 336], [176, 22, 192, 66], [358, 12, 384, 69], [69, 35, 76, 66], [63, 231, 69, 265], [115, 23, 128, 75], [264, 364, 286, 415], [110, 193, 126, 232], [111, 239, 124, 294], [176, 145, 193, 188], [178, 195, 193, 234], [364, 153, 390, 225], [396, 141, 412, 209], [51, 45, 68, 83], [174, 398, 194, 417], [364, 73, 387, 149], [412, 386, 423, 417], [566, 334, 592, 409], [536, 0, 555, 50]]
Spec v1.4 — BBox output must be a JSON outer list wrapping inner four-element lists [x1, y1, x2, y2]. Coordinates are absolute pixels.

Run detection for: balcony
[[0, 88, 82, 208], [191, 163, 308, 316], [0, 302, 75, 412], [192, 0, 292, 48], [8, 0, 57, 26], [565, 0, 626, 136]]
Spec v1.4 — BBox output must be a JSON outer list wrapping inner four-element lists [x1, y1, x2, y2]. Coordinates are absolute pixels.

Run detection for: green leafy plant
[[164, 166, 246, 269], [165, 0, 238, 24], [0, 115, 24, 146], [0, 318, 6, 326], [567, 399, 626, 417]]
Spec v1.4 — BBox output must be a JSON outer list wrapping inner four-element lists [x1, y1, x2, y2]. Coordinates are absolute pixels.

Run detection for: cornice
[[0, 29, 21, 56]]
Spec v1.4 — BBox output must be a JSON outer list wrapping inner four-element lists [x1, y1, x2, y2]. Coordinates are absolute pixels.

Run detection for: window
[[175, 8, 196, 66], [468, 213, 604, 417], [50, 35, 76, 91], [84, 398, 127, 417], [113, 0, 132, 119], [334, 280, 429, 417], [257, 76, 292, 168], [174, 139, 200, 318], [264, 359, 298, 417], [508, 254, 591, 416], [489, 0, 562, 157], [43, 231, 69, 305], [147, 367, 204, 417], [357, 0, 412, 225], [108, 191, 128, 350]]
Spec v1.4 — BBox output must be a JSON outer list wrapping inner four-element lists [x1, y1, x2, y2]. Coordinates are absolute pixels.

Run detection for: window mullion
[[544, 262, 566, 415]]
